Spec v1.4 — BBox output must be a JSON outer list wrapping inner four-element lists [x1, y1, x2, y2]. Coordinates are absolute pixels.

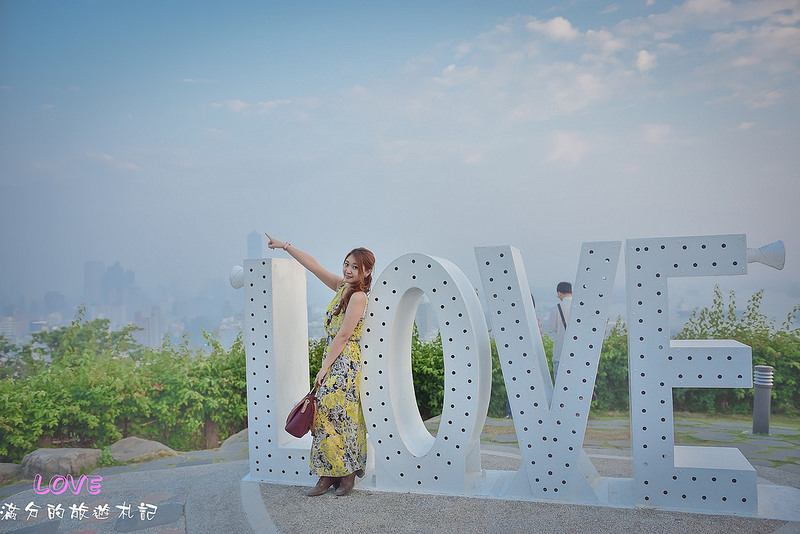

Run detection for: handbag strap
[[298, 386, 318, 414], [557, 303, 567, 329]]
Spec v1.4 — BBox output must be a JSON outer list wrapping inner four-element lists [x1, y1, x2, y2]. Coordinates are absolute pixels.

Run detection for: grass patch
[[479, 418, 516, 442], [588, 410, 629, 421], [672, 411, 800, 429]]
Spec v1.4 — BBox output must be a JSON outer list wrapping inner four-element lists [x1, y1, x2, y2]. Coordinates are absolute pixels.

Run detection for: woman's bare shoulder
[[348, 291, 367, 305]]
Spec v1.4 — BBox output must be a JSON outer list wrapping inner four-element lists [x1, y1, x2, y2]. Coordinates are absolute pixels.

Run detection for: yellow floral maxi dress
[[311, 284, 368, 477]]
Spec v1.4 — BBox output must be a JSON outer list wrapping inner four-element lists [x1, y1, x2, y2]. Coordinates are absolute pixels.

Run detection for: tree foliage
[[0, 312, 247, 463], [411, 327, 445, 420], [594, 318, 630, 411], [674, 286, 800, 414], [4, 284, 797, 464]]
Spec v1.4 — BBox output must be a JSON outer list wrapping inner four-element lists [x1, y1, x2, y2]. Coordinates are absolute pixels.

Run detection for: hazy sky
[[1, 0, 798, 323]]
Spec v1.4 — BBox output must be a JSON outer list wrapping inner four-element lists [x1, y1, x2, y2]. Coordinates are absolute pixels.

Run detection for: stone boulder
[[221, 428, 248, 448], [21, 448, 102, 479], [0, 463, 22, 484], [110, 437, 177, 463]]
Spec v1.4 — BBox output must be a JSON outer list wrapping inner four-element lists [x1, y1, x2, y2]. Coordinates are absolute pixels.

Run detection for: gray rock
[[221, 428, 249, 448], [21, 447, 102, 478], [0, 462, 22, 483], [110, 436, 177, 463]]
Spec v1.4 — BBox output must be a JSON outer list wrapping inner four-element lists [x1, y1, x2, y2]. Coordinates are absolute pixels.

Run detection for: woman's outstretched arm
[[265, 233, 343, 291]]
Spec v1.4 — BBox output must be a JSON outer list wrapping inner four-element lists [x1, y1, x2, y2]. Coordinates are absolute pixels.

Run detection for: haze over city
[[1, 0, 798, 346]]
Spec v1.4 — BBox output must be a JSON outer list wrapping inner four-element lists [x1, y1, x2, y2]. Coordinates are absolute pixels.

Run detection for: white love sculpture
[[234, 233, 775, 516]]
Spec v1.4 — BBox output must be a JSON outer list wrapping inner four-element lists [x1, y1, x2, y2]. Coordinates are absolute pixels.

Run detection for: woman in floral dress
[[265, 233, 374, 497]]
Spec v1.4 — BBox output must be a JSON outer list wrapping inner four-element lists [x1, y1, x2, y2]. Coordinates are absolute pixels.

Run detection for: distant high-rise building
[[83, 261, 105, 305], [148, 306, 164, 347], [247, 231, 264, 259], [102, 262, 135, 306], [133, 311, 149, 347], [415, 297, 439, 341], [0, 311, 29, 344], [0, 317, 17, 342]]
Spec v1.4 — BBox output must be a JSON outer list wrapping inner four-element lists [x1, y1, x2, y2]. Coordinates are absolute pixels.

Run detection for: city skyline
[[0, 246, 444, 348], [1, 232, 793, 351]]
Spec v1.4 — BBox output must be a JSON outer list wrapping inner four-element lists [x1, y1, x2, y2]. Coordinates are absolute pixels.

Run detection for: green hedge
[[0, 311, 247, 463], [673, 286, 800, 414], [397, 287, 799, 420], [3, 286, 797, 464], [403, 319, 629, 419], [594, 318, 630, 411]]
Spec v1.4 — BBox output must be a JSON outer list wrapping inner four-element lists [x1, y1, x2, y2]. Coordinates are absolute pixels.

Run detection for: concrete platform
[[1, 417, 798, 533]]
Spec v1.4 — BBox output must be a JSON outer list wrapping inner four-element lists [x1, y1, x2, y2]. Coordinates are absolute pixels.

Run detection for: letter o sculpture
[[361, 253, 491, 493]]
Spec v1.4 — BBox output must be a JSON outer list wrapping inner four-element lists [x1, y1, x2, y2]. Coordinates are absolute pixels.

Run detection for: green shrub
[[4, 284, 795, 464], [594, 318, 630, 411], [0, 312, 248, 463], [131, 333, 247, 451], [97, 446, 115, 467], [411, 330, 445, 420], [674, 286, 800, 414], [488, 338, 507, 418], [308, 337, 326, 387], [486, 335, 554, 418]]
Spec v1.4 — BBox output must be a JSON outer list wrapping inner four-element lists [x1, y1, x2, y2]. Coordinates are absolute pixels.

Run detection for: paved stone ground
[[1, 417, 798, 533], [0, 441, 251, 534]]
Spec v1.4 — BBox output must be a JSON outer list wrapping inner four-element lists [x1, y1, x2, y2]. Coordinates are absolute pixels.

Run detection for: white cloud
[[645, 0, 794, 32], [342, 85, 369, 98], [631, 3, 799, 108], [255, 99, 292, 114], [732, 55, 759, 67], [710, 27, 750, 49], [736, 122, 755, 130], [210, 98, 298, 115], [454, 43, 472, 59], [683, 0, 732, 15], [643, 123, 673, 143], [526, 16, 581, 41], [656, 42, 684, 54], [745, 89, 783, 108], [548, 131, 590, 166], [224, 99, 249, 113], [554, 71, 607, 112], [710, 22, 800, 74], [433, 64, 480, 87], [465, 153, 487, 165], [206, 5, 793, 164], [86, 152, 139, 171], [585, 29, 627, 59], [636, 49, 658, 71]]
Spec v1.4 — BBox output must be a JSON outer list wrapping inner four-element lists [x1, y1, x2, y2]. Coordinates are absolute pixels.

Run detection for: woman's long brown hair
[[333, 247, 375, 316]]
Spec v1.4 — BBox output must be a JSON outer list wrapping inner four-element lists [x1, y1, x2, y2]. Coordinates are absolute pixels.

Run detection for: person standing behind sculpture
[[531, 294, 543, 336], [547, 282, 572, 381], [265, 233, 374, 497]]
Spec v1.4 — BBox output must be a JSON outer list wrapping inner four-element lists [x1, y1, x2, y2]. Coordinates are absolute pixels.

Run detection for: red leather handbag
[[285, 388, 317, 438]]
